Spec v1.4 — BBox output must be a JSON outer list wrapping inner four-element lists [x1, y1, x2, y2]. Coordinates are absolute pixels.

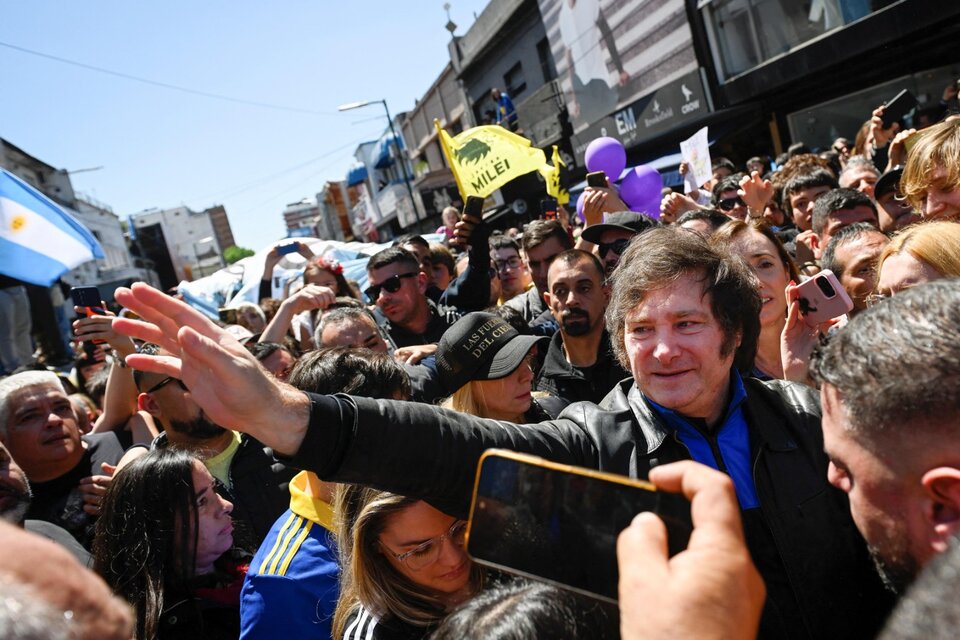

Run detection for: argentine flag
[[0, 168, 104, 286]]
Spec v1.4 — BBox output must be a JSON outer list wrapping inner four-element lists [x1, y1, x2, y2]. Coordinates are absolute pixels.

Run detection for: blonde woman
[[332, 486, 482, 640], [876, 221, 960, 297], [436, 312, 561, 422]]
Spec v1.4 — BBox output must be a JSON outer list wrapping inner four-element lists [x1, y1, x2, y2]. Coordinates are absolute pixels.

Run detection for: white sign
[[680, 126, 711, 194]]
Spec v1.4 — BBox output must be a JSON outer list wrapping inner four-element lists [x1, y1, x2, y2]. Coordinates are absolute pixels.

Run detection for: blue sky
[[0, 2, 491, 249]]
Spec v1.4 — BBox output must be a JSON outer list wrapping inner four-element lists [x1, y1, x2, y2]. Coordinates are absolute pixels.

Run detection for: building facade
[[131, 205, 226, 288]]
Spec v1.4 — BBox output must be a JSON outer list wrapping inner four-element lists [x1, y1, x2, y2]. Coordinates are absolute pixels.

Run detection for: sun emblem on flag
[[10, 215, 26, 232]]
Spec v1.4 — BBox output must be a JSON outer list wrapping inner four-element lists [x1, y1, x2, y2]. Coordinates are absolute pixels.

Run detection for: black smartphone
[[71, 286, 105, 354], [218, 308, 238, 325], [586, 171, 607, 188], [466, 449, 692, 604], [276, 242, 299, 256], [540, 197, 558, 221], [71, 286, 104, 316], [463, 195, 484, 219], [881, 89, 919, 129]]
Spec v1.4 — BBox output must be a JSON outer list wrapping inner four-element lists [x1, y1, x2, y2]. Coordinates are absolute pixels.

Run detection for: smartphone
[[71, 286, 105, 354], [218, 307, 238, 325], [795, 269, 853, 323], [463, 195, 484, 219], [881, 89, 919, 129], [466, 449, 692, 604], [586, 171, 607, 188], [276, 242, 299, 256], [71, 286, 104, 316], [540, 197, 558, 221]]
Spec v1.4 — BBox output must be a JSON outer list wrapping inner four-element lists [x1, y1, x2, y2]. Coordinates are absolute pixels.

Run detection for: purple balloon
[[585, 137, 626, 181], [620, 165, 663, 216], [575, 191, 587, 223]]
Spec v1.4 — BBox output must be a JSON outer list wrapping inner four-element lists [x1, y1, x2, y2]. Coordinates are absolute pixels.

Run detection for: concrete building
[[0, 138, 78, 210], [283, 197, 321, 234], [130, 205, 226, 289], [316, 181, 358, 242], [206, 204, 236, 254], [345, 115, 418, 242], [64, 193, 159, 295], [400, 62, 469, 231]]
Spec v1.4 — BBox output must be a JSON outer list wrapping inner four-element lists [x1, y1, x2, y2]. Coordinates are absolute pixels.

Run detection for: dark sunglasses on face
[[718, 196, 746, 211], [364, 272, 419, 300], [598, 238, 631, 259], [145, 376, 188, 394]]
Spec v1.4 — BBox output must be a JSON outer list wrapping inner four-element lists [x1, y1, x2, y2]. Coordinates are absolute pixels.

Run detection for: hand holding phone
[[276, 242, 300, 256], [452, 196, 486, 247], [540, 198, 558, 221], [586, 171, 608, 188], [467, 450, 692, 603], [618, 461, 765, 640], [794, 270, 853, 324], [881, 89, 919, 129]]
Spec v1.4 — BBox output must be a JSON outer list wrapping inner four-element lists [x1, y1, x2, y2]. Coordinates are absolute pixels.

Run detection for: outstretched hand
[[738, 171, 774, 215], [113, 283, 310, 455], [618, 461, 765, 640]]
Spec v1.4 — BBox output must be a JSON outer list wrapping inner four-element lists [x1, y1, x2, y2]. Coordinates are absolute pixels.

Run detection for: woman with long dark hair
[[93, 448, 244, 640]]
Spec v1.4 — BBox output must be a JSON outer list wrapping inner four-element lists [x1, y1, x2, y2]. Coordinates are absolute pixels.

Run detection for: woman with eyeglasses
[[875, 221, 960, 299], [93, 448, 245, 640], [436, 311, 562, 423], [332, 485, 481, 640]]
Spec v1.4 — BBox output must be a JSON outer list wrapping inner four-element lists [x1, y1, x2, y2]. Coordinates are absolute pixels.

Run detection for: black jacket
[[535, 330, 631, 405], [288, 376, 892, 640]]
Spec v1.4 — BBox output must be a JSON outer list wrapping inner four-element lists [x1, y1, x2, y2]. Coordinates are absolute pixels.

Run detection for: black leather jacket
[[288, 376, 891, 639]]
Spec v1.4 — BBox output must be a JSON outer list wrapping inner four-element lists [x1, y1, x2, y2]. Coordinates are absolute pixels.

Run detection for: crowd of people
[[1, 92, 960, 640]]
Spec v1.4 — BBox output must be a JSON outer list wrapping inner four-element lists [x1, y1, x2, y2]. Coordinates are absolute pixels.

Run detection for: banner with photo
[[537, 0, 702, 160]]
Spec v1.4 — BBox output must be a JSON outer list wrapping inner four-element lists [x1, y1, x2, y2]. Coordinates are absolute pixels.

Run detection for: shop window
[[701, 0, 877, 81], [504, 62, 527, 98]]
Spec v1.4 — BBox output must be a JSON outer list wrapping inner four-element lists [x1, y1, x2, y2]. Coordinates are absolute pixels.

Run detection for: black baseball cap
[[436, 312, 546, 394], [874, 166, 904, 199], [580, 211, 659, 244]]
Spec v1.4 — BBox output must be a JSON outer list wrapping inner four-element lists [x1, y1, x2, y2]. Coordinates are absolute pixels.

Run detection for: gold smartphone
[[466, 449, 692, 604]]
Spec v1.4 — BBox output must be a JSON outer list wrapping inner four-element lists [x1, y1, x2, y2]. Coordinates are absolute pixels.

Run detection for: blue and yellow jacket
[[240, 471, 339, 638]]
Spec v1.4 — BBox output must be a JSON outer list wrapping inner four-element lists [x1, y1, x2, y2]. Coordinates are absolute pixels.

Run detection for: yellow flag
[[436, 121, 547, 199], [542, 145, 570, 206]]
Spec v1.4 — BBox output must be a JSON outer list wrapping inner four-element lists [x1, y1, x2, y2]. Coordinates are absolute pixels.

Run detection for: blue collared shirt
[[647, 370, 760, 509]]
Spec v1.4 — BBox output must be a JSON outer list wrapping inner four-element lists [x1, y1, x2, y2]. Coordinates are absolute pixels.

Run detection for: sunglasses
[[145, 376, 188, 394], [718, 196, 746, 211], [598, 238, 630, 259], [364, 272, 418, 300]]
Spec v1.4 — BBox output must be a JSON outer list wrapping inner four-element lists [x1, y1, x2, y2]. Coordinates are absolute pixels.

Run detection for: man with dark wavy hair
[[116, 227, 892, 639]]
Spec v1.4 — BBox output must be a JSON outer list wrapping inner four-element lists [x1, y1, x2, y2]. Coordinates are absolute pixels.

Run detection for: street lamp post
[[338, 99, 422, 222]]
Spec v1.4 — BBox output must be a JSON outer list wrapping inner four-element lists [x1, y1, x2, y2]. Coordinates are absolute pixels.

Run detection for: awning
[[346, 164, 368, 187]]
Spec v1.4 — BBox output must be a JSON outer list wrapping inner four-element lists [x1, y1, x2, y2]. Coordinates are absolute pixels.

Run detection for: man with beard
[[0, 440, 90, 564], [134, 343, 295, 552], [810, 280, 960, 594], [0, 371, 125, 550], [536, 249, 630, 403]]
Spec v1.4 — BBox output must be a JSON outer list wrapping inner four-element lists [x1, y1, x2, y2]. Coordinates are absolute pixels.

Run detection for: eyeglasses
[[865, 292, 890, 307], [495, 256, 523, 273], [718, 196, 746, 211], [382, 519, 467, 571], [598, 238, 630, 259], [364, 272, 419, 300], [145, 376, 188, 394]]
